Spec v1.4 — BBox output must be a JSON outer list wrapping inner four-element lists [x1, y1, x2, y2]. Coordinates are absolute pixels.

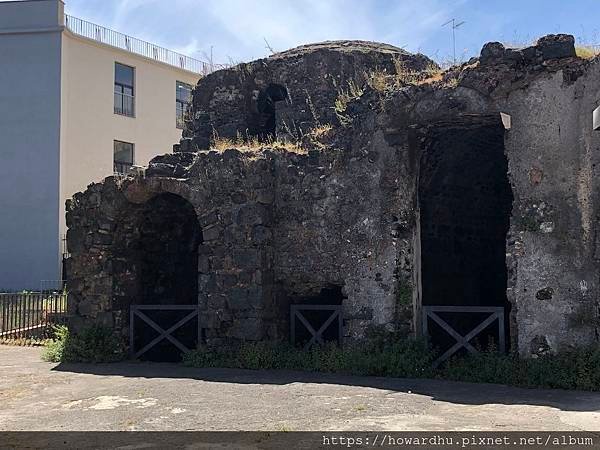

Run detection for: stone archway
[[124, 192, 203, 361], [417, 116, 513, 356], [136, 193, 202, 306]]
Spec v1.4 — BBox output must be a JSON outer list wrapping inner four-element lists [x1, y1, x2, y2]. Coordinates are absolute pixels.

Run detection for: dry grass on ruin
[[576, 46, 600, 59], [334, 80, 364, 114], [307, 123, 333, 138], [210, 133, 306, 155], [365, 59, 445, 92]]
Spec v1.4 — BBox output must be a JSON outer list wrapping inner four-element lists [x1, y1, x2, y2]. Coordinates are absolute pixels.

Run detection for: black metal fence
[[0, 292, 68, 340]]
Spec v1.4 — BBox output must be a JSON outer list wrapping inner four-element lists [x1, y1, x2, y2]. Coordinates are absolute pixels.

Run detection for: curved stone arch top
[[121, 176, 200, 206], [406, 86, 501, 127], [118, 175, 222, 237]]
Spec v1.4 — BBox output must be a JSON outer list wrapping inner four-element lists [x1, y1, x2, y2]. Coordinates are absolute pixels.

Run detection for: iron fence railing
[[0, 292, 68, 340], [40, 280, 67, 293], [64, 14, 214, 75]]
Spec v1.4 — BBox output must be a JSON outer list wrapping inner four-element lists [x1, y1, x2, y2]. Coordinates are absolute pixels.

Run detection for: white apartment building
[[0, 0, 206, 290]]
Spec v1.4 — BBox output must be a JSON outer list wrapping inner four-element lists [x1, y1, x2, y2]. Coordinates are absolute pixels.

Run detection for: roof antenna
[[442, 18, 466, 66], [264, 38, 276, 55]]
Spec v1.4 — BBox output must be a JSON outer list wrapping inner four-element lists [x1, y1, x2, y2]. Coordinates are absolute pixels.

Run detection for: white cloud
[[193, 0, 458, 59], [65, 0, 466, 64]]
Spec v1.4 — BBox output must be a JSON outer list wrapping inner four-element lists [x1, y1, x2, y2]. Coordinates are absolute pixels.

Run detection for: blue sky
[[63, 0, 600, 65]]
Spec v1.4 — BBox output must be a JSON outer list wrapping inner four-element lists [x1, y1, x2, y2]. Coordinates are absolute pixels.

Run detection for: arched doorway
[[418, 117, 513, 360], [137, 193, 201, 305], [130, 193, 202, 361]]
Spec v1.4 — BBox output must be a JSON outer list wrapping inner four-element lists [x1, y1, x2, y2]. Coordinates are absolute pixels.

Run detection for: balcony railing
[[64, 14, 215, 75], [114, 161, 133, 175]]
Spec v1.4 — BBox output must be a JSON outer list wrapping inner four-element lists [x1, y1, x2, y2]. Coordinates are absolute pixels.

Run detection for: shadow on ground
[[53, 360, 600, 413]]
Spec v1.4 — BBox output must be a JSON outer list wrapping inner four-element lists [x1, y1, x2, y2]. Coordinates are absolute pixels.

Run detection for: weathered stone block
[[199, 312, 221, 328], [198, 292, 209, 309], [227, 287, 249, 310], [480, 42, 505, 64], [203, 225, 222, 241], [207, 294, 227, 310], [233, 248, 261, 269], [233, 203, 269, 226], [251, 225, 271, 244], [198, 274, 215, 291], [216, 273, 238, 289], [96, 312, 114, 328], [246, 286, 264, 309], [228, 318, 264, 340], [77, 298, 93, 316], [197, 255, 210, 273], [536, 34, 575, 60]]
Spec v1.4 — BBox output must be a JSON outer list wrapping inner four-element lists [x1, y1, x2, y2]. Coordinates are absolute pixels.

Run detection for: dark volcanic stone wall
[[66, 35, 600, 356], [176, 41, 434, 151], [66, 145, 407, 347]]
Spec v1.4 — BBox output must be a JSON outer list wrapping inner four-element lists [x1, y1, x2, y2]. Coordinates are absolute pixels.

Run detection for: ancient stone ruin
[[66, 35, 600, 360]]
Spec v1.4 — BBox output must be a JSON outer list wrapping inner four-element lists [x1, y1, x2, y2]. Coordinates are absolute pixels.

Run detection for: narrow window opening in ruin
[[289, 285, 344, 348], [418, 119, 513, 354], [256, 83, 288, 141], [291, 286, 344, 306], [132, 193, 202, 362]]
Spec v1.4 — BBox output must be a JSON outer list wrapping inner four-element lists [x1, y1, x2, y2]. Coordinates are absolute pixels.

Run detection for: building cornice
[[0, 25, 64, 35]]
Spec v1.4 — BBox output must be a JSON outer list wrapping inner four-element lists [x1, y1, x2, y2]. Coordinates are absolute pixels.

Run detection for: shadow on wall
[[50, 361, 600, 412]]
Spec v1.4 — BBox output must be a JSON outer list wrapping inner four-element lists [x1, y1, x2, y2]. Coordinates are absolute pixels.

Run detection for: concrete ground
[[1, 345, 599, 431]]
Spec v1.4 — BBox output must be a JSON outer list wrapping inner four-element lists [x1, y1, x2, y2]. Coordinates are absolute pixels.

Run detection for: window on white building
[[114, 140, 134, 174], [176, 81, 193, 129], [114, 63, 135, 117]]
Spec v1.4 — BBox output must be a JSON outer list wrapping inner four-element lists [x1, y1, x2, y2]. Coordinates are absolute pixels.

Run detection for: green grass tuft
[[40, 325, 600, 391], [42, 324, 125, 363], [184, 337, 437, 379], [184, 337, 600, 391]]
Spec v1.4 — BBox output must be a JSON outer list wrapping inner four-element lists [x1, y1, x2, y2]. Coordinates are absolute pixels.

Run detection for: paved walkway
[[1, 346, 599, 431]]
